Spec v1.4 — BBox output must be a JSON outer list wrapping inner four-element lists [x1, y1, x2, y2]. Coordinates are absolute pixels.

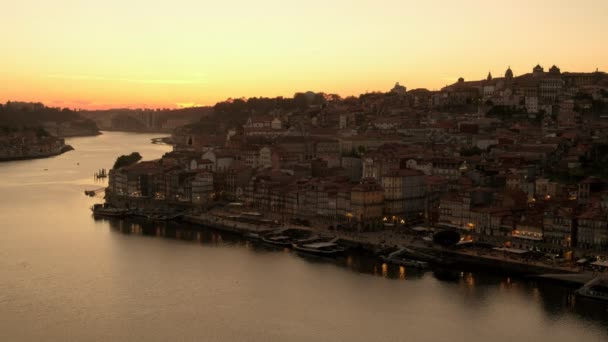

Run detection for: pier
[[85, 187, 106, 197]]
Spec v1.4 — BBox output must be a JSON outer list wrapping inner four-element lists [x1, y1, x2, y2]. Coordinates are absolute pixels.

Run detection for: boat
[[243, 232, 262, 241], [129, 209, 148, 218], [91, 204, 130, 217], [381, 255, 430, 269], [292, 241, 346, 257], [575, 286, 608, 302], [149, 213, 182, 221], [261, 235, 293, 247], [575, 276, 608, 302]]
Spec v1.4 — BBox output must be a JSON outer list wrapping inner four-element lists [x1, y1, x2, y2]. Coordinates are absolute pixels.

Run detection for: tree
[[293, 93, 308, 109], [113, 152, 142, 169], [36, 127, 50, 137]]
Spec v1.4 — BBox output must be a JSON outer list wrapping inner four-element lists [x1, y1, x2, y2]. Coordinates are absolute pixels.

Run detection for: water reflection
[[99, 216, 429, 281], [98, 215, 608, 328]]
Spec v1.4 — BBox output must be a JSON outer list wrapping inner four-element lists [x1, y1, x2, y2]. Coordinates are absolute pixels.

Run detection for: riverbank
[[180, 212, 581, 276], [0, 144, 74, 162], [102, 189, 587, 277]]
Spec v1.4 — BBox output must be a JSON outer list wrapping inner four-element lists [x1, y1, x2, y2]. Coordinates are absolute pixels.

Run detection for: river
[[0, 131, 607, 342]]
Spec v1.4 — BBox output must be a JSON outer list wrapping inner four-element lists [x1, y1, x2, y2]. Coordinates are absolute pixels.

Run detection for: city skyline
[[1, 0, 607, 109]]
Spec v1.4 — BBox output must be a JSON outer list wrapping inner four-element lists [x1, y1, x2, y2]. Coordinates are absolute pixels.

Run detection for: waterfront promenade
[[183, 210, 584, 276]]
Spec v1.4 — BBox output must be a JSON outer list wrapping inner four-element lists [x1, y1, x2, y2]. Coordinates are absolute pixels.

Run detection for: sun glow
[[1, 0, 607, 109]]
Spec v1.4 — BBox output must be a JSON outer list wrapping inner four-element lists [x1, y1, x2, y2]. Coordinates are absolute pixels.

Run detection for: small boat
[[292, 242, 346, 257], [261, 235, 293, 247], [128, 210, 145, 218], [575, 286, 608, 302], [151, 214, 180, 221], [91, 204, 129, 217], [575, 276, 608, 302], [244, 232, 262, 241], [381, 255, 430, 269]]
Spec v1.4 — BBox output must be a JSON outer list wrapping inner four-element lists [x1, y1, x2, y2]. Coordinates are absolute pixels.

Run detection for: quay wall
[[106, 193, 192, 212], [102, 195, 583, 277]]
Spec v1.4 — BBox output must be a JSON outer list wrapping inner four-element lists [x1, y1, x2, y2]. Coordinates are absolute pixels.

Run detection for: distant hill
[[79, 106, 213, 133], [0, 102, 100, 137]]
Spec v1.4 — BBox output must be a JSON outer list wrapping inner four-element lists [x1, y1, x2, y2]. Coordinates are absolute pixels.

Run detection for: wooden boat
[[292, 242, 346, 257], [261, 235, 293, 247], [243, 232, 262, 241], [576, 286, 608, 302], [381, 255, 429, 269], [91, 204, 129, 217]]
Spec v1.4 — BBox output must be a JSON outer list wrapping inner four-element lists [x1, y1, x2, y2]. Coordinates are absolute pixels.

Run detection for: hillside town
[[106, 65, 608, 259], [0, 101, 101, 161], [0, 128, 72, 161]]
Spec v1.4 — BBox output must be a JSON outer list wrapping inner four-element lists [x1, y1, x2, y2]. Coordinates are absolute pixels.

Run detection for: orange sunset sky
[[1, 0, 607, 110]]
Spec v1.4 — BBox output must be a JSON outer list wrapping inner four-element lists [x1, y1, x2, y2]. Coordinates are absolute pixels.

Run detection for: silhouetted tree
[[113, 152, 142, 169]]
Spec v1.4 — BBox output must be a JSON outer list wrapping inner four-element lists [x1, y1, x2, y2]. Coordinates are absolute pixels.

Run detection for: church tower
[[505, 66, 514, 80]]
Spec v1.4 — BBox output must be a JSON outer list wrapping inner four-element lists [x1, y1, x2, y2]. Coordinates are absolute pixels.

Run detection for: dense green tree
[[113, 152, 142, 169]]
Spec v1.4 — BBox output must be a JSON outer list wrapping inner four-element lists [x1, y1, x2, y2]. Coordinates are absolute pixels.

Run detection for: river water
[[0, 131, 607, 342]]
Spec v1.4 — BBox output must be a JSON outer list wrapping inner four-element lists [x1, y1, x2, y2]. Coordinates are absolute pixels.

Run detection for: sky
[[1, 0, 607, 110]]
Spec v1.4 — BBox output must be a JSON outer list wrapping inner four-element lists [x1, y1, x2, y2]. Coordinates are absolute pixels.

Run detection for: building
[[191, 171, 214, 205], [380, 169, 426, 218], [351, 178, 385, 227]]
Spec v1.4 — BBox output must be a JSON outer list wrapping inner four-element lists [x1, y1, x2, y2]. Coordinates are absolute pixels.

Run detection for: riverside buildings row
[[108, 65, 608, 257]]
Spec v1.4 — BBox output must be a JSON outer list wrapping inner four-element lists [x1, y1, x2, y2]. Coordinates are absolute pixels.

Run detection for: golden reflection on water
[[464, 272, 475, 288], [399, 266, 406, 280], [532, 287, 541, 303]]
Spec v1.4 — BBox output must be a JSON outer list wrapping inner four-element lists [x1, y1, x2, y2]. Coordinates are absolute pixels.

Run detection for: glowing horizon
[[1, 0, 607, 110]]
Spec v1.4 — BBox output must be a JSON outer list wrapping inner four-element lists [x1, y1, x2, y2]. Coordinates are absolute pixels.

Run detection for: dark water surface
[[1, 132, 607, 341]]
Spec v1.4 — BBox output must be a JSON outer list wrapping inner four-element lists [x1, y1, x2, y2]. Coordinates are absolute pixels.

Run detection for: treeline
[[212, 92, 338, 121], [0, 102, 81, 125]]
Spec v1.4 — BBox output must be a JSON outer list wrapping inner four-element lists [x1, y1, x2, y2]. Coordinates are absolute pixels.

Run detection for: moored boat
[[244, 232, 262, 241], [91, 204, 130, 217], [261, 235, 293, 247], [381, 255, 430, 269], [575, 286, 608, 302], [292, 242, 346, 257]]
